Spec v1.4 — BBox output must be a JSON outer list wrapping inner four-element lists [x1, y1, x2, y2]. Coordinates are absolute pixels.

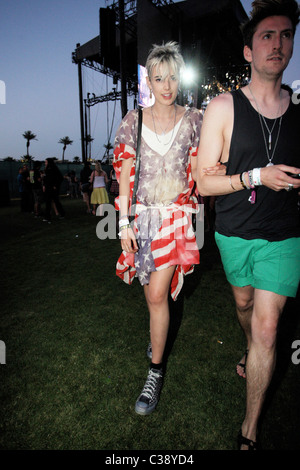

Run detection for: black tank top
[[215, 88, 300, 241]]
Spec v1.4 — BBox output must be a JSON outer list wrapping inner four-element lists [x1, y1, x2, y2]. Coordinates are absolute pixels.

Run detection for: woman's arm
[[119, 157, 138, 253]]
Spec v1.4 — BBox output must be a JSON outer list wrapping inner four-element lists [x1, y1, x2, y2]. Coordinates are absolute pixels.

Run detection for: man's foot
[[236, 349, 249, 379], [237, 429, 259, 450], [135, 367, 163, 415]]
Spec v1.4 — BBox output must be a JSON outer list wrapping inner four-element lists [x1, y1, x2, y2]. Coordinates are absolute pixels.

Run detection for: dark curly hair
[[241, 0, 300, 48]]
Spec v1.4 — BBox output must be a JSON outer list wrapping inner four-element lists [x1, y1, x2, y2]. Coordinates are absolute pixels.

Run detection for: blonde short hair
[[145, 41, 185, 81]]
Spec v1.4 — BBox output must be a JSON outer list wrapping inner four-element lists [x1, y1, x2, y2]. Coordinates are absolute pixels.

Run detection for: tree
[[103, 141, 113, 163], [84, 134, 94, 161], [22, 131, 37, 157], [58, 136, 73, 162]]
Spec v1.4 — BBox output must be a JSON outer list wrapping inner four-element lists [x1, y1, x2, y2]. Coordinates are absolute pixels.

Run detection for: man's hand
[[260, 164, 300, 191]]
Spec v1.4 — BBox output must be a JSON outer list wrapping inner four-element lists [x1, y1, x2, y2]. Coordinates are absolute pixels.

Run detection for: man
[[197, 0, 300, 450]]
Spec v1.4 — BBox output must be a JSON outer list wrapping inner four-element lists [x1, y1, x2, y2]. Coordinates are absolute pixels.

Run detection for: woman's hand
[[120, 227, 139, 253], [202, 161, 227, 176]]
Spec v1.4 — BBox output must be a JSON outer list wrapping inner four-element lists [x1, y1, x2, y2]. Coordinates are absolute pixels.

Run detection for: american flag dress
[[113, 107, 202, 300]]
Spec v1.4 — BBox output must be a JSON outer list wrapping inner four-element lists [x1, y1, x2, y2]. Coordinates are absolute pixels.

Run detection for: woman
[[113, 42, 202, 415], [90, 161, 109, 215]]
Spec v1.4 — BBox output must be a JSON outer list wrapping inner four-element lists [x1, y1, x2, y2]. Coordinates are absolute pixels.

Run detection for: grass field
[[0, 197, 299, 451]]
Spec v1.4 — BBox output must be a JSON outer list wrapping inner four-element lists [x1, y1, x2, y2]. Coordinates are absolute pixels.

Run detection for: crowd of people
[[17, 159, 118, 223]]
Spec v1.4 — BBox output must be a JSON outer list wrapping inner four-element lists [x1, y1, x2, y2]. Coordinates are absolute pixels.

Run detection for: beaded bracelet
[[247, 170, 255, 189]]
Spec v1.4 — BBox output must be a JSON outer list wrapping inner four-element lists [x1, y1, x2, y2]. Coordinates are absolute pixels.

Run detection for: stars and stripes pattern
[[113, 107, 201, 300]]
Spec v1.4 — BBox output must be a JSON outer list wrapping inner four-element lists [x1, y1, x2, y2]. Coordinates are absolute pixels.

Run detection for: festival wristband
[[118, 224, 131, 238], [252, 167, 262, 186], [119, 217, 130, 228]]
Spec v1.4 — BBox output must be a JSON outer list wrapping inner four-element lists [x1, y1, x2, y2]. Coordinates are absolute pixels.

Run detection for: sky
[[1, 0, 299, 161]]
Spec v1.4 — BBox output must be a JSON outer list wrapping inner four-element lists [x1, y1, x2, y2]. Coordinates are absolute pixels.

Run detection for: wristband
[[240, 172, 247, 189], [119, 217, 130, 228], [240, 172, 251, 189], [252, 167, 262, 186], [118, 224, 131, 238]]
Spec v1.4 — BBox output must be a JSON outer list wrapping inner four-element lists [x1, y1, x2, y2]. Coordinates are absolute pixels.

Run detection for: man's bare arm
[[197, 93, 300, 195]]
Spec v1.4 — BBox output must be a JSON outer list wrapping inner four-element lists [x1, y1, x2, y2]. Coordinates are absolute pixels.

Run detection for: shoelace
[[140, 369, 162, 401]]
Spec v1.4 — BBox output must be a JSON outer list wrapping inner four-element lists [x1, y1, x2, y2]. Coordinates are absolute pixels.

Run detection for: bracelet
[[240, 172, 248, 190], [119, 217, 130, 228], [229, 175, 237, 191], [242, 172, 251, 189], [119, 223, 131, 231], [247, 170, 255, 189], [252, 167, 262, 186], [118, 224, 131, 238], [240, 172, 246, 189]]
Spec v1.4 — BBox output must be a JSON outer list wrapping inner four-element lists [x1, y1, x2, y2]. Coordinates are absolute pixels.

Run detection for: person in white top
[[90, 161, 109, 215]]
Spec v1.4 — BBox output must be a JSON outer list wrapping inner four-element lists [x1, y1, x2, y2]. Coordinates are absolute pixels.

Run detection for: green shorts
[[215, 232, 300, 297]]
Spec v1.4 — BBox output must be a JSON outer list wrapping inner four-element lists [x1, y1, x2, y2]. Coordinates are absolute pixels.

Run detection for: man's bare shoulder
[[205, 92, 233, 114]]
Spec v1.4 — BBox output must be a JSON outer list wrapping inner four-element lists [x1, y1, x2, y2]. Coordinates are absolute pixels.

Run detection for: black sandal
[[237, 429, 259, 450], [237, 349, 249, 378]]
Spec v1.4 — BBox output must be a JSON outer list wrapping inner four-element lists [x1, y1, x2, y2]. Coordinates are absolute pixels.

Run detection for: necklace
[[151, 104, 177, 145], [248, 85, 282, 166]]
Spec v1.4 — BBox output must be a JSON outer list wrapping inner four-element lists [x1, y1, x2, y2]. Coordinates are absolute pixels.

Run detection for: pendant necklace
[[248, 85, 282, 167], [151, 104, 177, 145]]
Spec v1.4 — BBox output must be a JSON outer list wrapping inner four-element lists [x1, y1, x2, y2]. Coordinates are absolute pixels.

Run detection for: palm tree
[[58, 136, 73, 162], [22, 130, 37, 157], [84, 134, 94, 161], [103, 141, 113, 163]]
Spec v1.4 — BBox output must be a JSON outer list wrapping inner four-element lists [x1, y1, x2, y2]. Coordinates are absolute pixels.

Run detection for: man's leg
[[231, 285, 254, 378], [240, 289, 287, 447]]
